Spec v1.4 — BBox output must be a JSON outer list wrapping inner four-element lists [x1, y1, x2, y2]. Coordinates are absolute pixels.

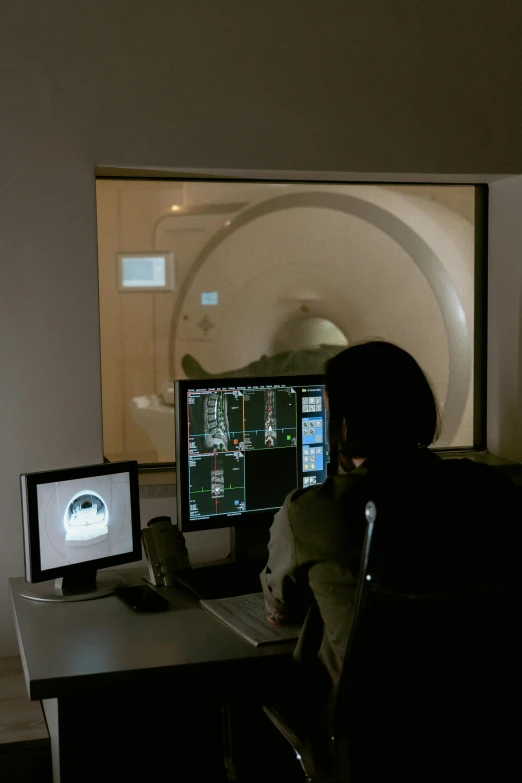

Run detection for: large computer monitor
[[20, 461, 141, 601], [175, 375, 329, 533]]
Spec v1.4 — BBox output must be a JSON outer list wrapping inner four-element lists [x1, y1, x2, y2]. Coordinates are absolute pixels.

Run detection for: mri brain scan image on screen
[[37, 472, 133, 570]]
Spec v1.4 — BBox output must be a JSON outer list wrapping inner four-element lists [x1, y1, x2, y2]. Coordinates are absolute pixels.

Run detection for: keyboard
[[200, 592, 302, 646], [220, 593, 269, 622]]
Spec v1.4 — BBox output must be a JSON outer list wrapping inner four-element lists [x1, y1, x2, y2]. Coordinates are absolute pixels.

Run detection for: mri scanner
[[131, 183, 475, 459]]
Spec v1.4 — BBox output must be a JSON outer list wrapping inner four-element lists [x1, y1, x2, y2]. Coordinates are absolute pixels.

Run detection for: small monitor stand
[[229, 519, 271, 569], [20, 564, 126, 603]]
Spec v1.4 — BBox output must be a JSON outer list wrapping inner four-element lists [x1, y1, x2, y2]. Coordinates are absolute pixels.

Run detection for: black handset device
[[117, 585, 169, 612]]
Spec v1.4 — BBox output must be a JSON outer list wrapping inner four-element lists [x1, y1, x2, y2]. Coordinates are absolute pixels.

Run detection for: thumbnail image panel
[[302, 417, 324, 445], [189, 452, 245, 518], [302, 395, 323, 414], [302, 445, 324, 472]]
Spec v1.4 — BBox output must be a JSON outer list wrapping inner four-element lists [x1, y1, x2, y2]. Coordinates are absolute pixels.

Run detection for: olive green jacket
[[260, 462, 372, 698], [260, 450, 519, 702]]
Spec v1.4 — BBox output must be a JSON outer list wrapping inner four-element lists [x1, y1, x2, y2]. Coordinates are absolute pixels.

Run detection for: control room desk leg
[[41, 700, 60, 783], [42, 698, 85, 783]]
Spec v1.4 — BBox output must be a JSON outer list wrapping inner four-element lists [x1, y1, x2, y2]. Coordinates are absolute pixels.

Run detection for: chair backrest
[[332, 476, 517, 783]]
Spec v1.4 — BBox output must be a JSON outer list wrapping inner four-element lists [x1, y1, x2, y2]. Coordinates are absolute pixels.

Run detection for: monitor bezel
[[21, 460, 142, 583], [175, 374, 326, 533]]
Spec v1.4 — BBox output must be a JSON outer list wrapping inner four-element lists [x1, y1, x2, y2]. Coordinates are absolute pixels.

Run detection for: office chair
[[263, 495, 515, 783]]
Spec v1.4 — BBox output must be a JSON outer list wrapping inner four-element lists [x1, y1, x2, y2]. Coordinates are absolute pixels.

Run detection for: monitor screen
[[175, 376, 329, 532], [117, 252, 174, 291], [21, 461, 142, 583]]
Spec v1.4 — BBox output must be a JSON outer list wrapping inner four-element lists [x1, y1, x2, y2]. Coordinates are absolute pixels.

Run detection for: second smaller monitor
[[21, 460, 141, 600], [175, 375, 329, 532]]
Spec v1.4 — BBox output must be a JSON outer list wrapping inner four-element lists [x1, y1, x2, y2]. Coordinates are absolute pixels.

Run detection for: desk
[[10, 568, 294, 783]]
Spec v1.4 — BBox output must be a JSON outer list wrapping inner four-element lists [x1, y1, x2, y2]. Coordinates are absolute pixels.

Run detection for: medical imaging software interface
[[186, 383, 328, 522], [36, 472, 133, 571]]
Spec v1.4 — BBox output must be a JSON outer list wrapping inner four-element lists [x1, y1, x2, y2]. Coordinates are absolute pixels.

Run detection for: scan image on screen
[[188, 387, 298, 455], [182, 381, 328, 527], [37, 472, 133, 571]]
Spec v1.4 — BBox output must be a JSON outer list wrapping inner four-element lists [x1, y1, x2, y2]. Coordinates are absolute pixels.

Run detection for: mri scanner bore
[[96, 181, 479, 463], [64, 491, 109, 540], [37, 473, 133, 569]]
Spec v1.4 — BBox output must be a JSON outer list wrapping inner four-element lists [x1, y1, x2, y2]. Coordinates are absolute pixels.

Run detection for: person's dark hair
[[325, 340, 441, 462]]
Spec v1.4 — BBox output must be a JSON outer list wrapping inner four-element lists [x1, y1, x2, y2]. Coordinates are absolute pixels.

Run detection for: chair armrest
[[262, 703, 337, 782]]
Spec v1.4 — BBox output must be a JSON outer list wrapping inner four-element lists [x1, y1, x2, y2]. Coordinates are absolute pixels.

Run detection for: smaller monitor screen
[[175, 376, 329, 532], [37, 472, 133, 571], [21, 461, 141, 583]]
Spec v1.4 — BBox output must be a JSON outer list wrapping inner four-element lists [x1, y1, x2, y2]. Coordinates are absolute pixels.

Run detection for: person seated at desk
[[260, 340, 518, 716]]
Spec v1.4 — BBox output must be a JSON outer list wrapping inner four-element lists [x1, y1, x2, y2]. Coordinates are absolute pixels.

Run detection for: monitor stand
[[230, 520, 271, 567], [20, 566, 126, 603], [174, 522, 271, 599]]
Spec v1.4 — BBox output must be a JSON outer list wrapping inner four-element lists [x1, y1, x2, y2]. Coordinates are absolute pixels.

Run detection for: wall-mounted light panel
[[118, 252, 174, 292]]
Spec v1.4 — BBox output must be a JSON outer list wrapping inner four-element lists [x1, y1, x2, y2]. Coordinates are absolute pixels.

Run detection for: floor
[[0, 656, 52, 781]]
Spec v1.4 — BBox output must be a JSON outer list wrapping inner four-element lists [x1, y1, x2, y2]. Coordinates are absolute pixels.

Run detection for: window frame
[[96, 174, 488, 469]]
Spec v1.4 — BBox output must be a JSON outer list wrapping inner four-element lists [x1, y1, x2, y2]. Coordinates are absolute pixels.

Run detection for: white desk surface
[[9, 568, 294, 700]]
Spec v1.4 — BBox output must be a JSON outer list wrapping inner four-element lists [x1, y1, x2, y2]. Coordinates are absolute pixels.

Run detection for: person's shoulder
[[442, 456, 512, 481], [440, 457, 519, 500]]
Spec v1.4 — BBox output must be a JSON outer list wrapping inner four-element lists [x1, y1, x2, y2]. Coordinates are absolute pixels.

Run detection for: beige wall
[[1, 0, 522, 655]]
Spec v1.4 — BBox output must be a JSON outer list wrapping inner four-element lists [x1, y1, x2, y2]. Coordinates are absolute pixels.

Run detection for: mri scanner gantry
[[132, 184, 475, 457]]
